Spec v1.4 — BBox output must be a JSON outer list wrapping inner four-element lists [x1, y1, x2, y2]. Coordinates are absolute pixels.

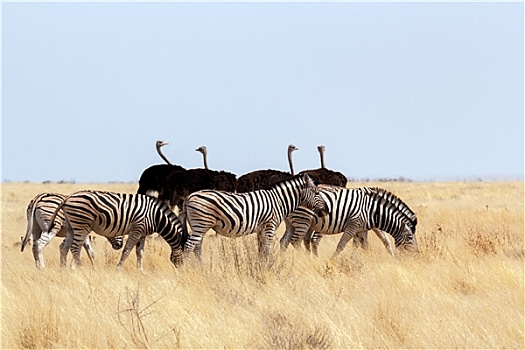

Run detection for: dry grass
[[1, 181, 523, 349]]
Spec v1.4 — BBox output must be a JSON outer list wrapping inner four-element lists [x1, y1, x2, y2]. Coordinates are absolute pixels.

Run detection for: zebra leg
[[59, 222, 76, 267], [59, 235, 72, 267], [135, 236, 146, 271], [303, 228, 316, 253], [279, 218, 294, 251], [194, 238, 204, 260], [70, 232, 89, 268], [82, 237, 96, 266], [333, 230, 356, 257], [257, 224, 277, 259], [310, 231, 323, 256], [372, 228, 394, 256], [184, 234, 204, 260], [33, 229, 58, 268], [290, 225, 310, 250], [353, 230, 369, 250], [117, 232, 142, 269], [27, 222, 43, 265]]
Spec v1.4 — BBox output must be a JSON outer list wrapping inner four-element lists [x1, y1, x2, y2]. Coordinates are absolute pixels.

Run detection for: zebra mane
[[365, 187, 417, 226], [318, 184, 344, 193], [269, 173, 310, 190]]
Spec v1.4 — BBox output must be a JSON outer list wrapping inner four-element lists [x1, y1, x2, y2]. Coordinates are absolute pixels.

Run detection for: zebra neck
[[369, 201, 401, 238], [272, 186, 300, 218]]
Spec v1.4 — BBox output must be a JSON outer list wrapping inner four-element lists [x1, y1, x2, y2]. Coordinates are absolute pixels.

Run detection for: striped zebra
[[280, 186, 418, 256], [279, 186, 391, 255], [183, 173, 328, 259], [21, 193, 123, 268], [47, 190, 186, 270]]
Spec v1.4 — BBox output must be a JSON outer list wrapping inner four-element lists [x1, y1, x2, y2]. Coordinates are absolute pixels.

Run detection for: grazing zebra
[[280, 186, 418, 256], [21, 193, 123, 268], [279, 186, 391, 255], [47, 191, 186, 270], [183, 173, 328, 259]]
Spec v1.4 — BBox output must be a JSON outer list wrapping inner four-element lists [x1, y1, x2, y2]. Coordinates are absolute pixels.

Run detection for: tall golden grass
[[1, 181, 523, 349]]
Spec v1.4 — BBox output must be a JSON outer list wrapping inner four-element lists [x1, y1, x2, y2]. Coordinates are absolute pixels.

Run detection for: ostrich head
[[195, 146, 207, 156], [156, 140, 169, 149]]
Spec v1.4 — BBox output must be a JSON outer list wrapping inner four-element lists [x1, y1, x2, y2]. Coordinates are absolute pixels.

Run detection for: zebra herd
[[21, 144, 419, 270]]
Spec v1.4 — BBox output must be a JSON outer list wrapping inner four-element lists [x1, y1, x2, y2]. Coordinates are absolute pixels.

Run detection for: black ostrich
[[235, 144, 298, 193], [137, 140, 185, 197], [196, 145, 237, 192], [159, 145, 237, 211], [298, 145, 347, 187]]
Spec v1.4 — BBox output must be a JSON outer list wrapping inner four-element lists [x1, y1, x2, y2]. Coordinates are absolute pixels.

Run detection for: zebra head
[[299, 174, 329, 216], [395, 219, 419, 253], [108, 236, 124, 250]]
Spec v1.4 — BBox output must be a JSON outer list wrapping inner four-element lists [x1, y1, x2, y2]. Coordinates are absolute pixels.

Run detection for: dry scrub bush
[[117, 285, 181, 349], [264, 312, 333, 349]]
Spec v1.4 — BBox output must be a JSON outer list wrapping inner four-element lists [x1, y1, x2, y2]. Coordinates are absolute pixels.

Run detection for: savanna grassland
[[1, 181, 524, 349]]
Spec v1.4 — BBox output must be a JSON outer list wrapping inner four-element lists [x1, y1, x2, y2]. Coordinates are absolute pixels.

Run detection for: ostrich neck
[[288, 149, 295, 175], [319, 149, 326, 169], [202, 153, 209, 170], [157, 147, 172, 165]]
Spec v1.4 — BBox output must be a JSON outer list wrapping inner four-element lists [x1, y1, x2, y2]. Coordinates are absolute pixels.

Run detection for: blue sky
[[2, 2, 523, 182]]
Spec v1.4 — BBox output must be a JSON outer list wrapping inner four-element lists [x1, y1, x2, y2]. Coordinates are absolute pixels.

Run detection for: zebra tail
[[21, 201, 38, 252]]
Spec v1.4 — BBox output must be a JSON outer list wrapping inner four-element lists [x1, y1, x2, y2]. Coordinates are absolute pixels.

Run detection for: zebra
[[47, 190, 187, 270], [183, 173, 328, 260], [280, 186, 418, 257], [21, 192, 123, 268], [279, 186, 391, 255]]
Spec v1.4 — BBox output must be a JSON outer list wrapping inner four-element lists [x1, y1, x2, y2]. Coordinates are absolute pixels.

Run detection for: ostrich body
[[159, 145, 237, 211], [137, 140, 185, 197], [298, 145, 347, 187], [235, 145, 298, 193]]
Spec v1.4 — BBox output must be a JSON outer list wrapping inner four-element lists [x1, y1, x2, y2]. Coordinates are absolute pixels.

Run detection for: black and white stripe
[[183, 174, 328, 259], [280, 186, 391, 255], [280, 186, 418, 256], [48, 191, 186, 269], [21, 192, 123, 268]]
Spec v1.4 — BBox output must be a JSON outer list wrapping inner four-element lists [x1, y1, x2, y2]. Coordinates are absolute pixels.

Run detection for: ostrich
[[298, 145, 347, 187], [137, 140, 185, 197], [195, 145, 237, 193], [235, 144, 298, 193]]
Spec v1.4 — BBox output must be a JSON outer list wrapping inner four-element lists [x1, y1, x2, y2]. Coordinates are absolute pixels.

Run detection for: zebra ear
[[302, 173, 313, 185]]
